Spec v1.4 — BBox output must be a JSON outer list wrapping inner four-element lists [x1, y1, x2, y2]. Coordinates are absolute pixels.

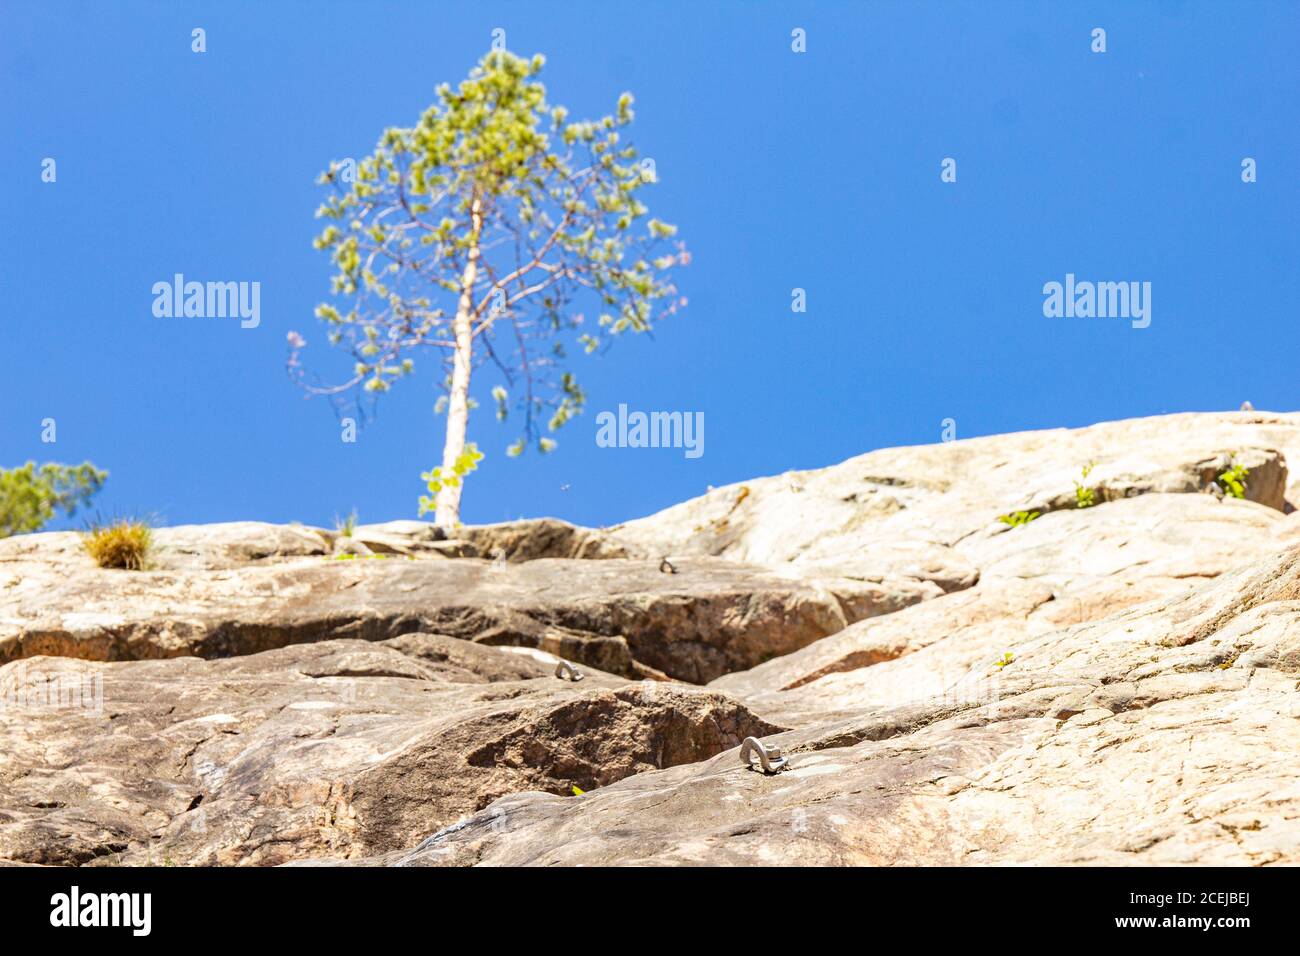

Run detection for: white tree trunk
[[434, 196, 483, 529]]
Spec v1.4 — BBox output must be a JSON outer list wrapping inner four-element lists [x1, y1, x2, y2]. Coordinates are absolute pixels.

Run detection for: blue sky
[[3, 1, 1297, 530]]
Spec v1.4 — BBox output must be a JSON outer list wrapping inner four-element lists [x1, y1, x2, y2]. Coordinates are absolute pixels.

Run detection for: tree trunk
[[434, 196, 483, 529]]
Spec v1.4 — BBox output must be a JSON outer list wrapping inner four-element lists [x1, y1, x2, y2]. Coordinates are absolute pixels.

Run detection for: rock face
[[0, 550, 916, 683], [0, 635, 778, 865], [613, 410, 1299, 567], [388, 546, 1300, 866], [1, 410, 1298, 867]]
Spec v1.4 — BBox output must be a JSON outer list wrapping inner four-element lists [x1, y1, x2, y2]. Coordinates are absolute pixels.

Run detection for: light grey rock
[[613, 412, 1299, 566]]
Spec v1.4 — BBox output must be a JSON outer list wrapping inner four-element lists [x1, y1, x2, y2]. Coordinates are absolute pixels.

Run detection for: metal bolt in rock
[[659, 557, 677, 574], [740, 736, 788, 774], [555, 661, 584, 681]]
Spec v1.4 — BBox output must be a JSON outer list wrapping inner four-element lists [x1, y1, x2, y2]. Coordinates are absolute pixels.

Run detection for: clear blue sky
[[4, 1, 1297, 530]]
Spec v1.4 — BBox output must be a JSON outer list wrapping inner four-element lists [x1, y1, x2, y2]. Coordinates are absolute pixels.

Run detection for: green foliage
[[83, 519, 152, 570], [418, 443, 485, 514], [1219, 461, 1249, 499], [1074, 461, 1096, 509], [335, 509, 358, 537], [997, 510, 1039, 528], [994, 652, 1015, 669], [294, 48, 688, 463], [0, 461, 107, 538]]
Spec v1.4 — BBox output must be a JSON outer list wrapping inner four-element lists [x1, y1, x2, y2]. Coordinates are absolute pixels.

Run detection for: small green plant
[[335, 509, 358, 537], [0, 461, 106, 538], [997, 510, 1039, 528], [83, 518, 152, 570], [1218, 461, 1249, 499], [1074, 461, 1097, 509], [571, 785, 586, 796], [418, 444, 484, 516], [994, 652, 1015, 669]]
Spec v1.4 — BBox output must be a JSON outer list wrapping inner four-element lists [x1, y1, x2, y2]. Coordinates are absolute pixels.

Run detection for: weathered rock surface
[[712, 492, 1287, 720], [457, 518, 636, 562], [0, 522, 335, 572], [0, 635, 779, 865], [709, 579, 1057, 724], [0, 550, 914, 683], [3, 410, 1299, 867], [383, 546, 1300, 866], [613, 411, 1298, 568]]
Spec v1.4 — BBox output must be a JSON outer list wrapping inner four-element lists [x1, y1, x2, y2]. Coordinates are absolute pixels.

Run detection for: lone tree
[[291, 50, 687, 527]]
